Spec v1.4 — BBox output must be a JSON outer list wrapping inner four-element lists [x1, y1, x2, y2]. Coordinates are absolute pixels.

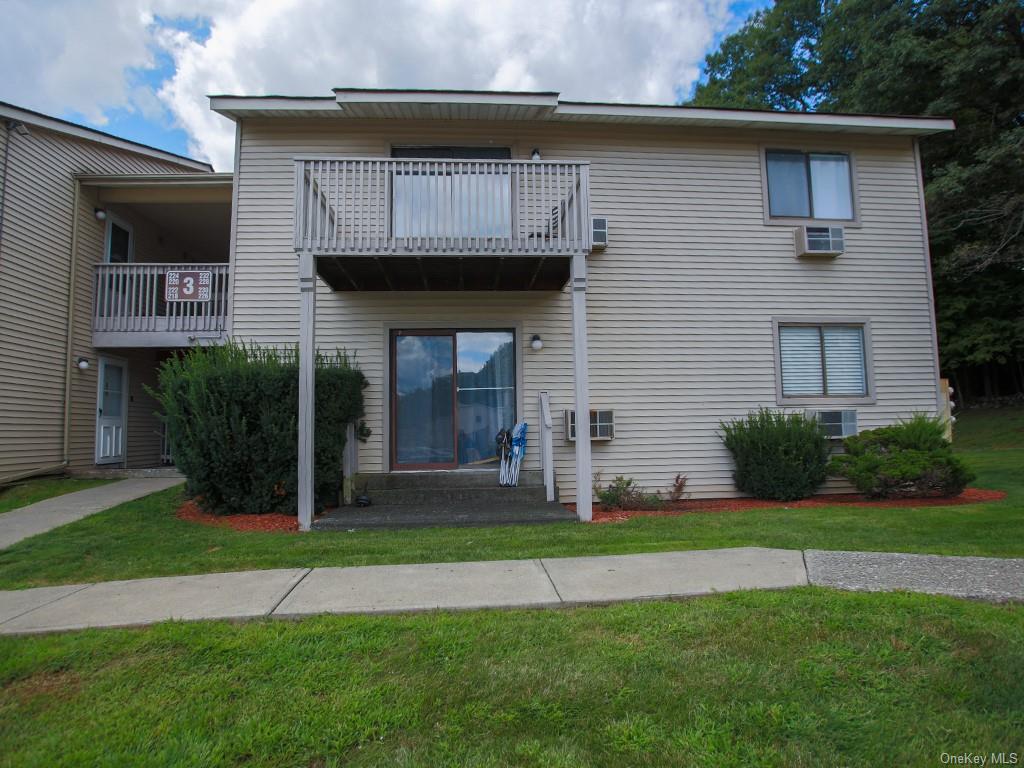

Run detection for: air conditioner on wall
[[795, 225, 845, 258], [591, 217, 608, 249], [565, 409, 614, 441]]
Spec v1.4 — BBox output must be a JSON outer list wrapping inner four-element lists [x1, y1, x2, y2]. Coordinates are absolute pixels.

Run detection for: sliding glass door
[[391, 329, 515, 470]]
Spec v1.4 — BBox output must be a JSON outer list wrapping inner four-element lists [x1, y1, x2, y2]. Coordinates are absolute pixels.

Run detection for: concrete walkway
[[0, 547, 1020, 636], [0, 478, 182, 549]]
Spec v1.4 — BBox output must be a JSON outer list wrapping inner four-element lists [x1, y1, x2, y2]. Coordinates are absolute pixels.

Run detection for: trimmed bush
[[720, 409, 830, 501], [829, 414, 974, 499], [150, 343, 367, 516]]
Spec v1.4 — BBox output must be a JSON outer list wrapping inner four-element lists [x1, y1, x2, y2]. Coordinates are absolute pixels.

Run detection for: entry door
[[391, 329, 515, 470], [96, 358, 127, 464]]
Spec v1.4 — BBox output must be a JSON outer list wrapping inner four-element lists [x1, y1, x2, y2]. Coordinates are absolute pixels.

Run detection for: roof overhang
[[77, 172, 233, 204], [210, 89, 955, 137], [0, 102, 213, 171]]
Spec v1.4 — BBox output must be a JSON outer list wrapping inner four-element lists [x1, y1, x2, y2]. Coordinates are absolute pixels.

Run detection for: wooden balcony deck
[[92, 263, 229, 348]]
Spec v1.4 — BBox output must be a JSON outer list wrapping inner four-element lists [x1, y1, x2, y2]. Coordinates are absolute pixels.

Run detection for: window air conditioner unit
[[809, 409, 857, 439], [591, 217, 608, 249], [796, 225, 844, 258], [565, 409, 614, 441]]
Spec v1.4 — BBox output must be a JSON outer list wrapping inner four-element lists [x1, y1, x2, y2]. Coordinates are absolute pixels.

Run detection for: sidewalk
[[1, 547, 1020, 636], [0, 478, 183, 549]]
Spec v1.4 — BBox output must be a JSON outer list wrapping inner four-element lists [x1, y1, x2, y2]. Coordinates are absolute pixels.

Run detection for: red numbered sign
[[165, 270, 212, 302]]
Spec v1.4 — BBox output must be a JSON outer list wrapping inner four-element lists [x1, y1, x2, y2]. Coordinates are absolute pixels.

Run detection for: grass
[[0, 476, 114, 515], [1, 589, 1021, 767], [953, 406, 1024, 451], [0, 447, 1019, 590]]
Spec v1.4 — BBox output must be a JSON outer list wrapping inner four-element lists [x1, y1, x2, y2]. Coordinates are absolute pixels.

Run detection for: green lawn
[[0, 476, 114, 515], [0, 589, 1021, 767], [954, 406, 1024, 451], [0, 447, 1019, 590]]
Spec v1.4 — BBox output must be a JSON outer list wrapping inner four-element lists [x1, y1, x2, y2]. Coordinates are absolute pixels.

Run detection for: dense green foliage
[[720, 409, 830, 500], [692, 0, 1024, 401], [830, 414, 975, 497], [2, 590, 1021, 766], [152, 343, 366, 516]]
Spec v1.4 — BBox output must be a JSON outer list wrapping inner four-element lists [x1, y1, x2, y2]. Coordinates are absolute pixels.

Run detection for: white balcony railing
[[93, 263, 230, 336], [294, 158, 591, 256]]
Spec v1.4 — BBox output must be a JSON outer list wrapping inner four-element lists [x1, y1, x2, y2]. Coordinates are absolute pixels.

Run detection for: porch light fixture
[[94, 208, 107, 221], [76, 357, 90, 371], [530, 334, 543, 351], [530, 148, 542, 161]]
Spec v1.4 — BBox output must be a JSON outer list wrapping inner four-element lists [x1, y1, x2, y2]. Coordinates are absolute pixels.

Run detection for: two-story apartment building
[[209, 89, 954, 526], [0, 102, 229, 483], [0, 90, 954, 527]]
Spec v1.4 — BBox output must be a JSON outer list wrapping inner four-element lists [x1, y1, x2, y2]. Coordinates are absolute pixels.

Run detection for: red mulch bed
[[177, 499, 299, 533], [572, 487, 1007, 524]]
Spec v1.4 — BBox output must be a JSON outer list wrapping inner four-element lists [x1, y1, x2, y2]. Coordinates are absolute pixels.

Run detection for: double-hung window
[[765, 150, 854, 220], [779, 323, 867, 397]]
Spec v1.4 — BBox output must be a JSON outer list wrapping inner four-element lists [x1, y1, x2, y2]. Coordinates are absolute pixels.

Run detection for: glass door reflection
[[456, 330, 515, 466], [393, 332, 456, 468]]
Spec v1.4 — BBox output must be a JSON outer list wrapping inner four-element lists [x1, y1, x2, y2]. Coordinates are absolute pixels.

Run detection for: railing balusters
[[292, 158, 590, 258]]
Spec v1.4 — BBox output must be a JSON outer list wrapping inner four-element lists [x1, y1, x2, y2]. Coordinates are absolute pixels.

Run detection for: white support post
[[539, 391, 555, 502], [297, 251, 316, 531], [570, 252, 592, 521]]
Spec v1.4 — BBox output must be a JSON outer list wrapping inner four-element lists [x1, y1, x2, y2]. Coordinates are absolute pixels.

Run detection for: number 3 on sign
[[165, 270, 213, 303]]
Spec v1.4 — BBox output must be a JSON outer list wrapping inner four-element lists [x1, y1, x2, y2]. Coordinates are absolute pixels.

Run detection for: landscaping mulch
[[177, 500, 299, 533], [582, 487, 1007, 523]]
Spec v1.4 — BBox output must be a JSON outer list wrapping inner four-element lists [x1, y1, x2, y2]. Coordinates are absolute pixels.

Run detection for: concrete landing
[[313, 501, 575, 530], [0, 477, 183, 549]]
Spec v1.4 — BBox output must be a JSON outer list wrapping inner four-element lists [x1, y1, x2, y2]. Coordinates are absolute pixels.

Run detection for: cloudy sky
[[1, 0, 769, 171]]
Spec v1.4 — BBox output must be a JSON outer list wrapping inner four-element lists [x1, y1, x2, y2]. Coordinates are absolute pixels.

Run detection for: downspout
[[61, 179, 82, 470], [913, 138, 945, 417], [0, 121, 15, 255]]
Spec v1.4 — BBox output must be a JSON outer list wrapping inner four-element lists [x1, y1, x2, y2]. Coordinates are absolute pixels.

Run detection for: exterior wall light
[[530, 148, 542, 161], [530, 334, 543, 351], [76, 357, 90, 371], [94, 208, 107, 221]]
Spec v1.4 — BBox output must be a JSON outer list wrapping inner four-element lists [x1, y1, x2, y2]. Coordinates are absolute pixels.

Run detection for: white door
[[96, 358, 127, 464]]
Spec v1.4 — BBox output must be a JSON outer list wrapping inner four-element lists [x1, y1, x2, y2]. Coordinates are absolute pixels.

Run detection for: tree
[[692, 0, 1024, 400]]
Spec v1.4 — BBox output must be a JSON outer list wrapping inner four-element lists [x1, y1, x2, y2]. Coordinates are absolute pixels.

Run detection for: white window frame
[[760, 145, 860, 228], [772, 317, 875, 405], [104, 213, 135, 264]]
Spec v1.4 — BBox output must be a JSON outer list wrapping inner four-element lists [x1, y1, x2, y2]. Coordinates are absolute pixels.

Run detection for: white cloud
[[2, 0, 739, 170]]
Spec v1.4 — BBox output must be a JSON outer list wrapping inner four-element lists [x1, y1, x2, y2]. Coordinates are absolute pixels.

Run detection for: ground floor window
[[779, 323, 867, 397], [392, 329, 515, 469]]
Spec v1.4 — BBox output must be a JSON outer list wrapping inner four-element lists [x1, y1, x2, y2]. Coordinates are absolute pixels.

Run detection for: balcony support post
[[571, 252, 592, 522], [297, 251, 316, 532]]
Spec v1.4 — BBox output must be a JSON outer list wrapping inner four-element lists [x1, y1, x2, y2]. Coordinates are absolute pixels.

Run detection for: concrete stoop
[[315, 468, 571, 530]]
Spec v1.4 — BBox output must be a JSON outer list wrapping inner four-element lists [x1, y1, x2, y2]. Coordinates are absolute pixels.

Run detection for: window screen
[[779, 324, 867, 397]]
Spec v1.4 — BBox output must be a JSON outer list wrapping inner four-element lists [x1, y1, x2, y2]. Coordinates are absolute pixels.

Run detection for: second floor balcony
[[294, 158, 592, 265], [92, 263, 230, 348]]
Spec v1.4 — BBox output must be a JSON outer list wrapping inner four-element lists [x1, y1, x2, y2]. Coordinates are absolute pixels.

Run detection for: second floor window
[[766, 150, 854, 220], [391, 146, 513, 239]]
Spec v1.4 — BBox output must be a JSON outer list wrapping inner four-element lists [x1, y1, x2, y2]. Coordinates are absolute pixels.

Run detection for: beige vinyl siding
[[232, 118, 939, 500], [0, 124, 194, 480]]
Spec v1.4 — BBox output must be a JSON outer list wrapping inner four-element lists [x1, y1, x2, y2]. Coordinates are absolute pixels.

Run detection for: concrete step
[[313, 500, 575, 530], [368, 484, 549, 506], [358, 469, 543, 491]]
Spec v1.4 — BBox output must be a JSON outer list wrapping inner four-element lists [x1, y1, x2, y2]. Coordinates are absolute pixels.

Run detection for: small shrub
[[668, 473, 689, 503], [150, 342, 368, 516], [720, 409, 830, 501], [829, 414, 974, 498], [596, 475, 664, 510]]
